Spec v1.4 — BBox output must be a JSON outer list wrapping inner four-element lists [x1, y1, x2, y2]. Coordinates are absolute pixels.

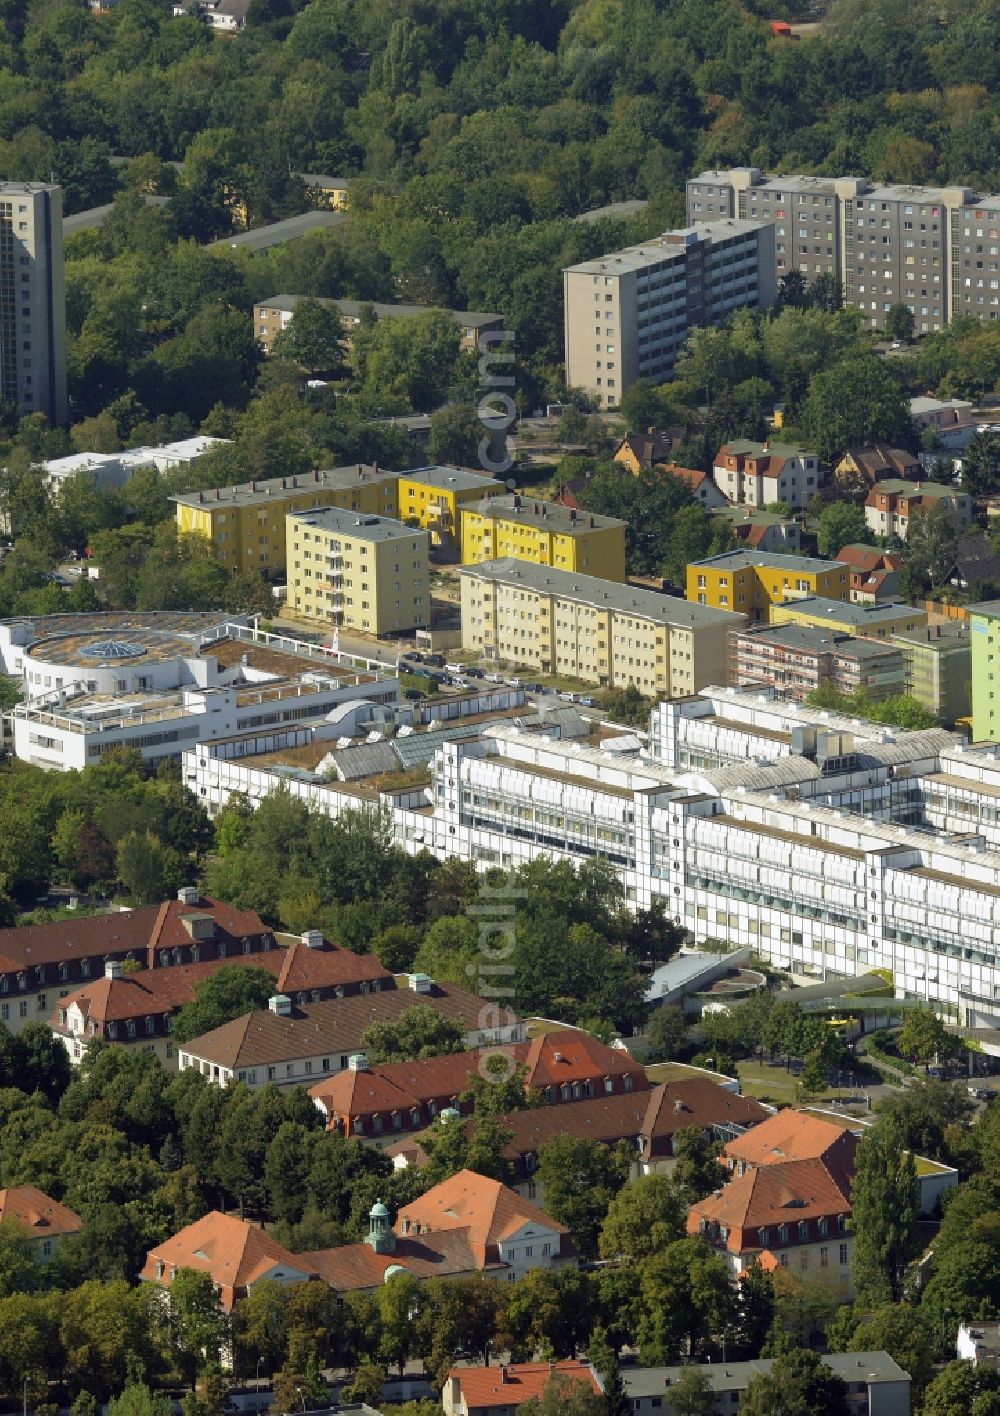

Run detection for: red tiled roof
[[309, 1031, 644, 1123], [275, 938, 392, 995], [302, 1229, 486, 1291], [724, 1109, 858, 1193], [397, 1168, 567, 1266], [687, 1157, 852, 1251], [661, 463, 709, 491], [448, 1361, 602, 1412], [141, 1212, 317, 1311], [49, 936, 391, 1032], [0, 895, 272, 975], [836, 544, 901, 573], [309, 1045, 528, 1118], [179, 983, 497, 1069], [0, 1185, 81, 1237], [522, 1032, 648, 1090], [494, 1080, 769, 1166], [51, 954, 285, 1027]]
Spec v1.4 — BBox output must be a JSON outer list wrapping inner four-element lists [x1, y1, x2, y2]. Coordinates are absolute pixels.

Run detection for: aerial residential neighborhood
[[5, 2, 1000, 1415]]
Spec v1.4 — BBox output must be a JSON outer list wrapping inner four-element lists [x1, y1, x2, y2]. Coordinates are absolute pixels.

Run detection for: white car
[[444, 662, 464, 674]]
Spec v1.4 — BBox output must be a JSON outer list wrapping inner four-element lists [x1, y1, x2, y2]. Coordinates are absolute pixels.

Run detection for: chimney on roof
[[347, 1052, 369, 1071], [570, 508, 577, 522], [589, 516, 595, 527], [301, 929, 324, 949], [500, 1367, 510, 1385], [105, 960, 123, 981], [177, 886, 199, 905], [269, 994, 292, 1015]]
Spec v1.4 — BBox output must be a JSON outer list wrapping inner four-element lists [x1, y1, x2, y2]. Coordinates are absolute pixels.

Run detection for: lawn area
[[737, 1060, 804, 1105], [646, 1061, 735, 1087]]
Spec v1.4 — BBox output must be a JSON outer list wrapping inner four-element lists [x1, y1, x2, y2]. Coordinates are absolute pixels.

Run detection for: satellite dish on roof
[[505, 478, 516, 491]]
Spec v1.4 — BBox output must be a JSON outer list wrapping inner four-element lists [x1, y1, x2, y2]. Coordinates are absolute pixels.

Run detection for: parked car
[[465, 666, 485, 679], [404, 650, 424, 663], [484, 672, 502, 683], [504, 677, 523, 688], [969, 1086, 991, 1100], [559, 691, 578, 703], [444, 662, 465, 674], [577, 696, 598, 708], [423, 654, 445, 667]]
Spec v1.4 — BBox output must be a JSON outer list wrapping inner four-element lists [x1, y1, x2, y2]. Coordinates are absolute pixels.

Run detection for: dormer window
[[798, 1221, 809, 1241], [759, 1227, 770, 1247], [778, 1224, 788, 1244], [155, 1261, 164, 1279], [818, 1218, 828, 1237], [623, 1074, 633, 1092], [58, 964, 68, 981], [81, 960, 90, 978]]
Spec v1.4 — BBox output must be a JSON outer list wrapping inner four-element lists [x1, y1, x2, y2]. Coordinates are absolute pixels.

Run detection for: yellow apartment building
[[771, 596, 929, 640], [459, 560, 744, 695], [460, 494, 627, 582], [686, 550, 849, 624], [286, 507, 430, 636], [173, 466, 401, 576], [299, 174, 350, 210], [396, 466, 504, 548]]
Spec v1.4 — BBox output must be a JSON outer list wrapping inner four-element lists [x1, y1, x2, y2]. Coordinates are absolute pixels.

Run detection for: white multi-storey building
[[184, 685, 1000, 1036], [5, 616, 397, 770]]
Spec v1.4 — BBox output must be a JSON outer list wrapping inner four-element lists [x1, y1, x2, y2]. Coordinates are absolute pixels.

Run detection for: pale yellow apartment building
[[460, 494, 627, 581], [286, 506, 430, 636], [172, 465, 400, 575], [459, 560, 744, 694], [396, 466, 503, 548]]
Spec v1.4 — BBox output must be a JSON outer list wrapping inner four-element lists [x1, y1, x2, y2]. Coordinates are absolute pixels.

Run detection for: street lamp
[[295, 1387, 307, 1413], [255, 1358, 262, 1416]]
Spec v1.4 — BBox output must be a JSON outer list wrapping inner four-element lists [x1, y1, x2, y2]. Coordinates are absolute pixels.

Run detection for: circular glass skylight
[[80, 640, 148, 660]]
